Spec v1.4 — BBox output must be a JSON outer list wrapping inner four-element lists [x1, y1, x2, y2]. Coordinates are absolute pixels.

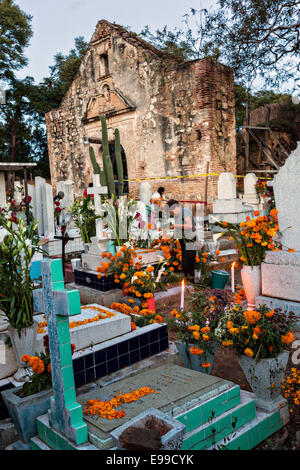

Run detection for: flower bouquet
[[100, 194, 138, 247], [168, 293, 225, 374], [214, 303, 296, 409], [68, 190, 98, 243]]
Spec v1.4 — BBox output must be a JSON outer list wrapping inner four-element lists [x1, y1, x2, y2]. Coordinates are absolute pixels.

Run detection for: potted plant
[[1, 335, 52, 448], [214, 303, 296, 410], [168, 290, 229, 374], [0, 214, 44, 382], [1, 336, 76, 448], [214, 209, 281, 309]]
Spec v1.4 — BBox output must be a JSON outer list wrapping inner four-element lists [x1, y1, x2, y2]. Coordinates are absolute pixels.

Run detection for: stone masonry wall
[[45, 20, 236, 205]]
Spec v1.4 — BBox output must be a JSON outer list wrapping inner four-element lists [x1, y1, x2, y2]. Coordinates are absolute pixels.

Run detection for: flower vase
[[174, 341, 218, 375], [237, 351, 289, 411], [8, 322, 38, 382], [146, 297, 156, 313], [240, 265, 261, 310]]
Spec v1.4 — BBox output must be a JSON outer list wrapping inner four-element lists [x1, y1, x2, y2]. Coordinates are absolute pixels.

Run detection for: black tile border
[[72, 323, 169, 387]]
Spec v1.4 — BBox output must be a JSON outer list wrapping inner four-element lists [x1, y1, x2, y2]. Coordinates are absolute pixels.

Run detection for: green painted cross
[[41, 259, 88, 445]]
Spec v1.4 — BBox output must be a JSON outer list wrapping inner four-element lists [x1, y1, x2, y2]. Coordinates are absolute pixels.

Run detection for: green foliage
[[235, 85, 292, 127], [0, 0, 33, 81], [69, 192, 98, 243], [0, 214, 43, 334], [114, 128, 124, 196], [140, 3, 299, 91], [0, 77, 50, 178], [101, 115, 115, 197]]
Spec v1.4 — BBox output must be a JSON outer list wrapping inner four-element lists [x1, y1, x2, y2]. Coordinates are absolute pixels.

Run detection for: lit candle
[[180, 279, 185, 311], [231, 262, 236, 293]]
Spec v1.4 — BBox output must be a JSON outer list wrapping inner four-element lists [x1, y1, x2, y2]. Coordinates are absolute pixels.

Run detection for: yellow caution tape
[[121, 173, 272, 182]]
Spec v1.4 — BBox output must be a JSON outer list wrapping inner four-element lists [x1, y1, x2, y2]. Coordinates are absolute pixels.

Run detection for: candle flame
[[231, 262, 236, 268], [182, 279, 185, 288]]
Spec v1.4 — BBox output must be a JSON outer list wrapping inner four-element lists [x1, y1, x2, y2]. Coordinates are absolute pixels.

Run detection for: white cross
[[87, 174, 108, 240]]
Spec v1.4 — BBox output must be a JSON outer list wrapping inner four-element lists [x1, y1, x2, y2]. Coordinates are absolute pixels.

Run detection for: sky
[[16, 0, 216, 84]]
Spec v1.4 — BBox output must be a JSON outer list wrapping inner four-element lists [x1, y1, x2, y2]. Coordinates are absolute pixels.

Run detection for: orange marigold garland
[[84, 386, 159, 420]]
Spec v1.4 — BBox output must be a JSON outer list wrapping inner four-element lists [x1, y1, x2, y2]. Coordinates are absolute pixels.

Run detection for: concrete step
[[181, 390, 256, 450], [175, 384, 240, 435], [30, 436, 51, 450], [208, 402, 287, 450]]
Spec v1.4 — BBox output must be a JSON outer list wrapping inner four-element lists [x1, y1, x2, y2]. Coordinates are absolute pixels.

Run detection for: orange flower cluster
[[243, 310, 262, 324], [281, 368, 300, 406], [190, 347, 204, 355], [110, 302, 163, 326], [22, 355, 45, 374], [84, 386, 159, 420], [281, 332, 295, 345], [38, 307, 116, 333]]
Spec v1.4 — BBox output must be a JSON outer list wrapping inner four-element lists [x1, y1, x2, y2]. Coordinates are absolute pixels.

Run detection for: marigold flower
[[244, 348, 254, 357], [201, 362, 211, 368], [281, 332, 295, 345], [222, 340, 233, 347], [190, 347, 204, 355]]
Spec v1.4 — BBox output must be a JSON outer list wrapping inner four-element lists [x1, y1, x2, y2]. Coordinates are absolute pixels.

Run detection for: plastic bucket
[[211, 270, 229, 289]]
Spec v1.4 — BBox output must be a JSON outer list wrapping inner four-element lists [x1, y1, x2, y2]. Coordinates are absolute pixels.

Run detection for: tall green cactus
[[114, 128, 124, 196], [101, 115, 115, 197], [89, 146, 100, 174]]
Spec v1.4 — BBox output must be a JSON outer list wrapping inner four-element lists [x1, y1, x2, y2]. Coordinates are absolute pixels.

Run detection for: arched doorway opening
[[108, 143, 129, 195]]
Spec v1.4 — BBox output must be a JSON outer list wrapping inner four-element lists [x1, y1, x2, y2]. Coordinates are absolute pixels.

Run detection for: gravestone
[[56, 180, 74, 211], [140, 181, 152, 206], [33, 258, 81, 316], [35, 177, 45, 236], [40, 259, 88, 445], [242, 173, 260, 208], [0, 172, 6, 207], [14, 181, 23, 205], [209, 172, 254, 225], [81, 174, 108, 270], [42, 182, 55, 238], [258, 142, 300, 330], [27, 183, 36, 219]]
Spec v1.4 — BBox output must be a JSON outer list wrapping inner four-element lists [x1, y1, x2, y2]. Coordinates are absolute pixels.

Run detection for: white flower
[[0, 228, 9, 244]]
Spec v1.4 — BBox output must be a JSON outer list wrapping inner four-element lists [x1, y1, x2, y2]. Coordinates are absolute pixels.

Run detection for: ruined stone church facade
[[45, 20, 236, 203]]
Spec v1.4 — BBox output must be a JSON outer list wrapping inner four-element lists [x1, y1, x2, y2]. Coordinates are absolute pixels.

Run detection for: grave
[[26, 260, 288, 451], [34, 176, 84, 256], [209, 172, 254, 226], [257, 142, 300, 331], [35, 304, 131, 353], [74, 363, 288, 451]]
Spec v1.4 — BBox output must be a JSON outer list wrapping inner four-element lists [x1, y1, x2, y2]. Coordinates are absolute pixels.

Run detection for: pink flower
[[138, 220, 146, 229]]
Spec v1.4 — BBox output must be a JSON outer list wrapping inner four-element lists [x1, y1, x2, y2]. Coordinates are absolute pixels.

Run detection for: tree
[[0, 0, 32, 81], [0, 76, 50, 179], [201, 0, 300, 90], [140, 2, 300, 91], [234, 86, 291, 127]]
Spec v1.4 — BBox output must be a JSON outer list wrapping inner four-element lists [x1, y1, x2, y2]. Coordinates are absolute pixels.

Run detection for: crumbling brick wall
[[45, 20, 236, 205]]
